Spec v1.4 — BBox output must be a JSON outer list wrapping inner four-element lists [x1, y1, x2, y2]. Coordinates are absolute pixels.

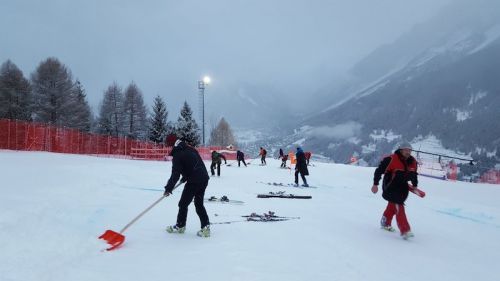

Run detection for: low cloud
[[304, 121, 362, 140]]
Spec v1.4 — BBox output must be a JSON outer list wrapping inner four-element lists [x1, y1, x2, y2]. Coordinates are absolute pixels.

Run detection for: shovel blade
[[99, 230, 125, 251]]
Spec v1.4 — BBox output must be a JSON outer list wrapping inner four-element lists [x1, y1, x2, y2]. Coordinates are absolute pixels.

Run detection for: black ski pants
[[210, 162, 221, 176], [176, 181, 210, 228], [295, 170, 307, 185]]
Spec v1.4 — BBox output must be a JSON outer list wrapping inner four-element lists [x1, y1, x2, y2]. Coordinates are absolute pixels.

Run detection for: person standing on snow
[[294, 147, 309, 187], [259, 147, 267, 165], [371, 142, 418, 239], [236, 150, 247, 167], [164, 137, 211, 237], [281, 154, 288, 169], [210, 150, 227, 176], [278, 148, 284, 160]]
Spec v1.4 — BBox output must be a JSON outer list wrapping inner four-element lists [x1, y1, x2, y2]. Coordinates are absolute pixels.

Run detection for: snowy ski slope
[[1, 150, 499, 281]]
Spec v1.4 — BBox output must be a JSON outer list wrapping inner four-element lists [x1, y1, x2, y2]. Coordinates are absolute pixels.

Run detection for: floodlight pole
[[198, 80, 206, 146]]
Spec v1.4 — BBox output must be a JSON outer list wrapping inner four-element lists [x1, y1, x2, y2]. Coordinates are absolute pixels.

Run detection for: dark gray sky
[[1, 0, 450, 120]]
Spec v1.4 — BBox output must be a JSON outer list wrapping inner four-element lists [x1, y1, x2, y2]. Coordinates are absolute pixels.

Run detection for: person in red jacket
[[259, 147, 267, 165], [371, 142, 418, 239], [304, 151, 312, 165], [280, 154, 288, 168]]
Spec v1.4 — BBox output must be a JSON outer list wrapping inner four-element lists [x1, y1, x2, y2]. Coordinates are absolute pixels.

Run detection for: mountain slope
[[313, 0, 500, 113], [280, 1, 500, 176]]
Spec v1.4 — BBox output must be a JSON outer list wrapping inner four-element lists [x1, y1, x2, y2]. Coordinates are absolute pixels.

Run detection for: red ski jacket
[[374, 151, 418, 204]]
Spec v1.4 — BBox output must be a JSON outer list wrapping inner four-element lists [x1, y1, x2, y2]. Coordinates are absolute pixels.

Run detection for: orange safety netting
[[479, 169, 500, 184], [0, 119, 237, 161]]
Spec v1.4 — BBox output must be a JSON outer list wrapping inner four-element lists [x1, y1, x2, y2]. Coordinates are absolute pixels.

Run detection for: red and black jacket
[[373, 150, 418, 204]]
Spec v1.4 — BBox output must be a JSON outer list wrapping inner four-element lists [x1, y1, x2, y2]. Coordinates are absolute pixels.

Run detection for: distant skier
[[294, 147, 309, 187], [164, 136, 211, 237], [305, 151, 312, 165], [371, 142, 418, 239], [210, 150, 227, 176], [259, 147, 267, 165], [281, 154, 288, 168], [278, 148, 284, 160], [236, 150, 247, 167]]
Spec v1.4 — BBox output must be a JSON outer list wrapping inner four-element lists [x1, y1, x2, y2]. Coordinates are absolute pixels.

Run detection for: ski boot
[[197, 225, 210, 237], [401, 231, 415, 240], [208, 196, 217, 201], [249, 212, 259, 218], [381, 225, 395, 232], [293, 183, 299, 187], [380, 216, 395, 232], [220, 195, 229, 202], [166, 225, 186, 234], [301, 183, 309, 187], [267, 211, 276, 217]]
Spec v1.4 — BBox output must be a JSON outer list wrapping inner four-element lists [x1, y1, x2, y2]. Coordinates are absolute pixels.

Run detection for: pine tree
[[123, 82, 148, 139], [0, 60, 32, 121], [66, 80, 92, 132], [175, 101, 201, 146], [148, 95, 169, 143], [97, 82, 125, 136], [209, 117, 237, 147], [31, 57, 74, 126]]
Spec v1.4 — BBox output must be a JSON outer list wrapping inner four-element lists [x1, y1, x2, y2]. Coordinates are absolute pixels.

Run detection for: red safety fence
[[0, 119, 238, 161], [479, 169, 500, 184]]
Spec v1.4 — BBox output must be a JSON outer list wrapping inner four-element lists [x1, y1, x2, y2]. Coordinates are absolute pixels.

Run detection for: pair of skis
[[211, 211, 300, 225], [257, 191, 312, 199]]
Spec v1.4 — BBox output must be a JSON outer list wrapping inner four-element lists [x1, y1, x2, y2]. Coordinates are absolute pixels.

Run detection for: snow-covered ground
[[1, 150, 499, 281]]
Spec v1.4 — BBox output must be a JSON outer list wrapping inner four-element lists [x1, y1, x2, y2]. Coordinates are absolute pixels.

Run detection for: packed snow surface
[[1, 150, 499, 281]]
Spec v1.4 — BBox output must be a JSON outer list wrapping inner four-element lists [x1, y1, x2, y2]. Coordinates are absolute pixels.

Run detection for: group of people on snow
[[161, 134, 419, 240]]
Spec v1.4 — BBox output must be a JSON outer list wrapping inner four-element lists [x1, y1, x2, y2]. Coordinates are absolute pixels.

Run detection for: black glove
[[164, 186, 172, 197]]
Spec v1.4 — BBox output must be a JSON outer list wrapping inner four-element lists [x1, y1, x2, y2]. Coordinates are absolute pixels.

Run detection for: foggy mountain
[[306, 0, 500, 114], [260, 0, 500, 177], [205, 82, 298, 130]]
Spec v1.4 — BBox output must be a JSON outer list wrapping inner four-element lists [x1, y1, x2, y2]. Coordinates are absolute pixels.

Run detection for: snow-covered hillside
[[1, 150, 499, 281], [284, 1, 500, 174]]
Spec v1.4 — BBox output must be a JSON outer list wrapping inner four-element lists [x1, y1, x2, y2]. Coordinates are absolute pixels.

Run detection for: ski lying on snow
[[211, 213, 300, 224], [256, 190, 312, 199], [241, 211, 300, 220], [257, 193, 312, 199]]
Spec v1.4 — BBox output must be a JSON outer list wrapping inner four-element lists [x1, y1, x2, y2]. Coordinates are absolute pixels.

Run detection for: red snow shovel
[[99, 182, 183, 251]]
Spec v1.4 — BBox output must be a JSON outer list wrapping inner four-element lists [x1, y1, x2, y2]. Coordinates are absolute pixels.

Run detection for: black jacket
[[295, 150, 309, 175], [237, 151, 245, 161], [165, 141, 209, 193], [373, 151, 418, 204], [211, 151, 227, 164]]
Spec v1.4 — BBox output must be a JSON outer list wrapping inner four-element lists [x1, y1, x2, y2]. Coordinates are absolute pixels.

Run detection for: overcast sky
[[1, 0, 451, 120]]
